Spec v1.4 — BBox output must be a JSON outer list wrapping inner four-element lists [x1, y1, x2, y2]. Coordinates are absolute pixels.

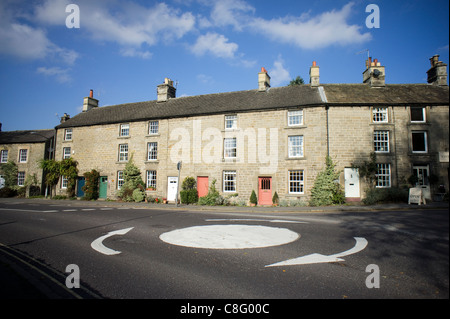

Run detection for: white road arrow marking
[[265, 237, 368, 267], [91, 227, 134, 256]]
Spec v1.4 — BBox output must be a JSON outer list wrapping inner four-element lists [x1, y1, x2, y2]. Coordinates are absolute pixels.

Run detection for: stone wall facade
[[54, 103, 449, 203]]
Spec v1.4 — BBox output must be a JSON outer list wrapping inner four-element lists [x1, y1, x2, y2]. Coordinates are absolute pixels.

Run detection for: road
[[0, 198, 448, 304]]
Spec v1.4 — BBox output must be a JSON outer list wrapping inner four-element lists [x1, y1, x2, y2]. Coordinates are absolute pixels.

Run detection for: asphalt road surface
[[0, 199, 448, 306]]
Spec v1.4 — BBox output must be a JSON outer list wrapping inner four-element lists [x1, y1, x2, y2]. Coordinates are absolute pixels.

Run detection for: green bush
[[132, 188, 145, 202], [363, 187, 408, 205], [198, 179, 221, 206], [309, 156, 345, 206], [272, 191, 279, 205], [180, 189, 198, 204], [250, 190, 257, 205]]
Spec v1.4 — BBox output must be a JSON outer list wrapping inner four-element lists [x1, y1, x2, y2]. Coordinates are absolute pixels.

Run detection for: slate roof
[[0, 129, 55, 144], [56, 83, 449, 129], [323, 84, 449, 106]]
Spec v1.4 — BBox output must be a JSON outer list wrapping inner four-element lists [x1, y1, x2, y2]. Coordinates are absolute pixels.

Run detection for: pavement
[[0, 197, 448, 299]]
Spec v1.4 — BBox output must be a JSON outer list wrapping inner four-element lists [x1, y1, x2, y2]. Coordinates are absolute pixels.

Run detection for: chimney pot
[[89, 89, 93, 98], [312, 61, 317, 67]]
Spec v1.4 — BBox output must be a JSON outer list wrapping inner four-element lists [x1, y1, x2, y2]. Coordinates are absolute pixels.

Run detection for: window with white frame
[[117, 171, 124, 190], [411, 131, 428, 153], [146, 170, 157, 189], [0, 175, 4, 189], [64, 128, 73, 141], [19, 149, 28, 163], [118, 144, 128, 162], [0, 150, 8, 163], [410, 107, 426, 123], [147, 142, 158, 160], [223, 171, 236, 192], [376, 164, 391, 188], [120, 124, 130, 137], [289, 170, 304, 194], [61, 176, 68, 189], [372, 107, 388, 123], [373, 131, 389, 153], [288, 110, 304, 126], [17, 172, 25, 186], [224, 138, 237, 158], [63, 147, 71, 159], [148, 121, 159, 134], [288, 136, 304, 158], [225, 115, 237, 130]]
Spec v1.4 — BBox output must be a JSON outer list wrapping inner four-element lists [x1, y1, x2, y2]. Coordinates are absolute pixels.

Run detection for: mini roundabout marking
[[159, 224, 300, 249]]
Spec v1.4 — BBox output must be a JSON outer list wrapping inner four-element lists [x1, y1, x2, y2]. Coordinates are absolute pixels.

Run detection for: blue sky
[[0, 0, 448, 131]]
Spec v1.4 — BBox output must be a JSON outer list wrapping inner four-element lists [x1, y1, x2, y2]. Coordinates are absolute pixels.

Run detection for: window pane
[[412, 132, 427, 152], [288, 110, 303, 126], [376, 164, 391, 188], [223, 171, 236, 192], [148, 142, 158, 160], [288, 136, 303, 157], [120, 124, 129, 136], [374, 131, 389, 152], [289, 170, 304, 194], [224, 138, 237, 158], [410, 107, 425, 122], [149, 121, 159, 134], [225, 115, 237, 129], [119, 144, 128, 161], [146, 170, 157, 189], [372, 108, 388, 123]]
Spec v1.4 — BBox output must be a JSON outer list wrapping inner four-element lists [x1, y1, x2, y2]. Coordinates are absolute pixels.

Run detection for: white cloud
[[0, 1, 78, 64], [191, 32, 238, 59], [269, 56, 291, 86], [37, 66, 72, 83], [249, 2, 371, 49], [209, 0, 255, 31]]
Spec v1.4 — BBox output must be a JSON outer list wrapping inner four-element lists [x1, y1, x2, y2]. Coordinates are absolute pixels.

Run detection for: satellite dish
[[373, 69, 381, 78]]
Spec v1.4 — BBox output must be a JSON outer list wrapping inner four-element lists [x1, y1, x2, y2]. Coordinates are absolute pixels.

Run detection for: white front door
[[167, 177, 178, 202], [344, 168, 360, 198]]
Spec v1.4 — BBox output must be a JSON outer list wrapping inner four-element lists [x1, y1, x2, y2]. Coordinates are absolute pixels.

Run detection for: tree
[[60, 157, 79, 197], [309, 156, 345, 206], [118, 155, 145, 202], [82, 169, 100, 200], [39, 159, 61, 198], [289, 76, 305, 86], [0, 161, 18, 188], [39, 158, 78, 198]]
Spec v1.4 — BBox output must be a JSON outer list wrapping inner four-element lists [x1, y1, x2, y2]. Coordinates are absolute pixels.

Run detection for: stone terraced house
[[0, 128, 55, 195], [53, 56, 449, 204]]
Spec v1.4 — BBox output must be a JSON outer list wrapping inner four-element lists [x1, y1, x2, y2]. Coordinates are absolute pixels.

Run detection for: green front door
[[99, 176, 108, 199]]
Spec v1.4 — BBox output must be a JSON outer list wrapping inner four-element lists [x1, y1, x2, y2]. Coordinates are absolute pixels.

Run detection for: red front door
[[258, 177, 272, 205], [197, 176, 209, 198]]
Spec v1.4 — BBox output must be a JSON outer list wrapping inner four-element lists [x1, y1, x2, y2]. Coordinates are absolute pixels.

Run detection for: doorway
[[167, 176, 178, 202], [197, 176, 209, 198], [99, 176, 108, 199], [258, 177, 272, 205], [344, 168, 360, 199]]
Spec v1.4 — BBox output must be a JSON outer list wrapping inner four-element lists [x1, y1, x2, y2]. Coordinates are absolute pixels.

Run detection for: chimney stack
[[363, 57, 385, 87], [60, 113, 70, 123], [427, 54, 448, 86], [157, 78, 176, 102], [82, 89, 99, 112], [309, 61, 320, 87], [258, 67, 271, 91]]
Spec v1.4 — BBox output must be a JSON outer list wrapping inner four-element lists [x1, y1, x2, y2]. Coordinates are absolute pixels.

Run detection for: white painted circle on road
[[159, 225, 299, 249]]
